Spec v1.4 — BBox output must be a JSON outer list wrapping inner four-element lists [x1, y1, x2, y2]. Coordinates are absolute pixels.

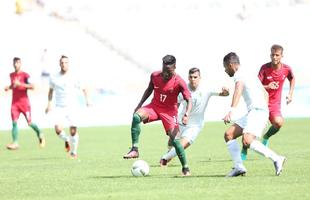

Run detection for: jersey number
[[160, 94, 167, 102]]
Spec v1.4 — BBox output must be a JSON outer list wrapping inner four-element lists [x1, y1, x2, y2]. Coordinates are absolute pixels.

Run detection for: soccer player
[[222, 52, 286, 177], [5, 57, 45, 150], [241, 44, 295, 160], [160, 67, 229, 166], [123, 55, 193, 176], [45, 55, 90, 159]]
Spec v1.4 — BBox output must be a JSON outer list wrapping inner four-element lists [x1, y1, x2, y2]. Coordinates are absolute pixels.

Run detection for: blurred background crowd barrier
[[0, 0, 309, 130]]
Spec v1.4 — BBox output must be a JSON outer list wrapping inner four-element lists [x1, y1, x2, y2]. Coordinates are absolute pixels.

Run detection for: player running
[[160, 67, 229, 166], [5, 57, 45, 150], [222, 52, 286, 177], [45, 55, 90, 159], [241, 44, 295, 160], [123, 55, 192, 176]]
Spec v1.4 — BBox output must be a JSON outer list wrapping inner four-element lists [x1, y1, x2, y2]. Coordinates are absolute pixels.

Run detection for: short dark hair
[[271, 44, 283, 52], [223, 52, 240, 65], [162, 55, 176, 65], [188, 67, 200, 75], [13, 57, 21, 64], [59, 55, 68, 61]]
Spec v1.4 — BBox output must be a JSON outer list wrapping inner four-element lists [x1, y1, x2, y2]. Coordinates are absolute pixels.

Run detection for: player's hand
[[286, 95, 292, 104], [182, 115, 189, 125], [45, 106, 51, 114], [13, 79, 21, 88], [223, 112, 232, 125], [220, 87, 230, 96], [4, 86, 10, 91]]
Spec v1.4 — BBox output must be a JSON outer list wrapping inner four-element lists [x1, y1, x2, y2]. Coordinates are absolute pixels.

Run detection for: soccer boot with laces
[[274, 156, 286, 176], [182, 167, 191, 176], [123, 147, 139, 159], [226, 166, 247, 177], [6, 143, 19, 150]]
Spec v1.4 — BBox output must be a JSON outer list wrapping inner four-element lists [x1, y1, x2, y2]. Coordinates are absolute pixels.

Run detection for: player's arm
[[223, 80, 243, 124], [182, 97, 192, 125], [286, 75, 295, 104], [134, 79, 153, 112], [45, 88, 53, 114], [13, 77, 34, 90], [82, 88, 91, 106]]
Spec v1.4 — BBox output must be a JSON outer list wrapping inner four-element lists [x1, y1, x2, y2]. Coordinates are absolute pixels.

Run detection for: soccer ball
[[131, 160, 150, 177]]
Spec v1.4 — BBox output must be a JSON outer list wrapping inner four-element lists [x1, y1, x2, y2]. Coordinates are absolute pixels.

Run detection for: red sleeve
[[286, 66, 294, 81], [179, 77, 191, 100]]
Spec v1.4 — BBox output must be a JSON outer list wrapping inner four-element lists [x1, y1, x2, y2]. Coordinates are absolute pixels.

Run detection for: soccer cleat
[[226, 167, 247, 177], [65, 141, 70, 152], [241, 148, 248, 161], [160, 158, 168, 167], [182, 167, 191, 176], [39, 137, 46, 148], [274, 156, 286, 176], [262, 138, 269, 146], [123, 147, 139, 159], [6, 143, 19, 150], [70, 152, 78, 159]]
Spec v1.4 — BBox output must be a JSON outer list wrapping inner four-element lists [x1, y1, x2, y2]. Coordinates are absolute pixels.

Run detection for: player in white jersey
[[222, 52, 286, 177], [160, 67, 229, 166], [45, 55, 90, 159]]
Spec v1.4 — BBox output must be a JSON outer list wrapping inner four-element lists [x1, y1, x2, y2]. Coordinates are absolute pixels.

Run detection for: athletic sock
[[249, 140, 279, 162], [263, 126, 280, 140], [58, 130, 69, 142], [162, 147, 177, 160], [29, 123, 41, 138], [70, 134, 79, 155], [131, 113, 141, 147], [226, 139, 244, 169], [172, 139, 188, 168], [12, 122, 18, 144]]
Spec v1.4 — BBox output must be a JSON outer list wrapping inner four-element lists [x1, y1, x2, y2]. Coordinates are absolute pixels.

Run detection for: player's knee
[[132, 113, 142, 124], [242, 133, 255, 147], [224, 131, 233, 142]]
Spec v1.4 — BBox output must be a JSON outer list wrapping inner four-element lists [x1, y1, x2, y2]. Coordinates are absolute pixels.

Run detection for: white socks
[[162, 147, 177, 160], [70, 134, 79, 155], [227, 139, 245, 169], [250, 140, 279, 162], [58, 130, 69, 142]]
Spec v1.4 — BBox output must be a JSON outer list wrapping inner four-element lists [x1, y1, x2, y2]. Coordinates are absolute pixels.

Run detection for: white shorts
[[235, 108, 268, 138], [177, 124, 203, 144], [49, 106, 79, 127]]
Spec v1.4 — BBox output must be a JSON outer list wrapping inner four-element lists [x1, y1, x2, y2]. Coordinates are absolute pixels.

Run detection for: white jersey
[[178, 84, 219, 126], [233, 69, 268, 111], [49, 71, 82, 107]]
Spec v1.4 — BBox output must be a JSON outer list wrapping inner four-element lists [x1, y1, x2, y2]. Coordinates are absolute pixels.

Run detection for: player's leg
[[69, 126, 78, 158], [262, 115, 283, 146], [225, 123, 246, 177], [7, 105, 20, 150], [52, 107, 70, 152], [161, 126, 199, 166], [23, 106, 45, 148], [244, 109, 286, 176], [123, 107, 152, 159], [168, 128, 190, 176]]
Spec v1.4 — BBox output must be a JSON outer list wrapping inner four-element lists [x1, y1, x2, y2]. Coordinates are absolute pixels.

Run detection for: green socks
[[172, 139, 188, 168], [12, 122, 18, 144], [131, 113, 141, 147], [263, 126, 280, 140], [29, 123, 42, 138]]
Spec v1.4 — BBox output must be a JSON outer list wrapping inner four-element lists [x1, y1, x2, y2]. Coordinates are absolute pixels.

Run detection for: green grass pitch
[[0, 118, 309, 200]]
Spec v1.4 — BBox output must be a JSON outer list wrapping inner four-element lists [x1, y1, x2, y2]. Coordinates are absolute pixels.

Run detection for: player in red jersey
[[4, 57, 45, 150], [123, 55, 192, 176], [241, 44, 295, 160]]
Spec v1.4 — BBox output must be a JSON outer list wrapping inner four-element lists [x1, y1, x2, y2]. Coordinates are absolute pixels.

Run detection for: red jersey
[[150, 71, 191, 111], [258, 63, 294, 107], [10, 71, 30, 105]]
